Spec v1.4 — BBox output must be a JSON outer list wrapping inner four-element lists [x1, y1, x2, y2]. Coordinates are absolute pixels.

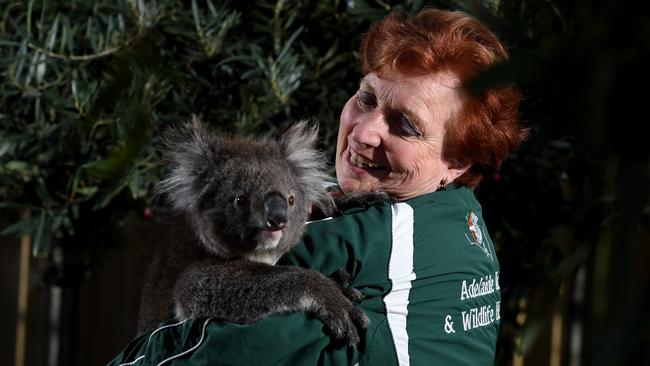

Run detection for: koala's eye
[[288, 195, 295, 206], [235, 195, 248, 207]]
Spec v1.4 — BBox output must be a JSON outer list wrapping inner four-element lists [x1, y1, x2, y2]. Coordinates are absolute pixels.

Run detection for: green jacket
[[108, 185, 501, 365]]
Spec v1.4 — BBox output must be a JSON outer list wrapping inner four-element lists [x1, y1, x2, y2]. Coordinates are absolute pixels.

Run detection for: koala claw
[[350, 306, 370, 330], [341, 287, 365, 304], [322, 306, 370, 347]]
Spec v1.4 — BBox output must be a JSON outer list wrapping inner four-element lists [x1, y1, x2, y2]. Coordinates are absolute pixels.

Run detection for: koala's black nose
[[264, 194, 288, 230]]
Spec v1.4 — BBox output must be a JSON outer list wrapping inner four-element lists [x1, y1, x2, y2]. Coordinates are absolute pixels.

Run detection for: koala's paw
[[334, 191, 395, 213], [313, 272, 369, 347], [320, 302, 370, 347]]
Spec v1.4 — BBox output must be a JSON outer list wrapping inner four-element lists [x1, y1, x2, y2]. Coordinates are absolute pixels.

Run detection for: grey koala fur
[[137, 116, 370, 346]]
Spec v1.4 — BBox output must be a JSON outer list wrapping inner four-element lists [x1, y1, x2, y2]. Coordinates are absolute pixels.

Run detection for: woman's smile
[[348, 147, 385, 170]]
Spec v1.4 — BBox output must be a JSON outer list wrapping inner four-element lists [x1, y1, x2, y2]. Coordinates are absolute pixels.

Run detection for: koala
[[137, 116, 369, 346]]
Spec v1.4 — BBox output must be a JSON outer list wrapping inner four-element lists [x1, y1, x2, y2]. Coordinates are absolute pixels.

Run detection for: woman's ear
[[444, 164, 470, 184]]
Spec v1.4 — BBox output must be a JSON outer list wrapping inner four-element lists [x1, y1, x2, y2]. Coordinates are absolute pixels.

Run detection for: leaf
[[93, 178, 128, 210], [24, 50, 41, 86], [76, 186, 99, 197], [0, 216, 40, 237], [191, 0, 202, 36], [26, 0, 35, 36], [12, 41, 29, 83], [0, 202, 40, 210], [35, 177, 52, 204], [0, 40, 21, 46], [277, 26, 303, 61], [46, 13, 61, 51], [128, 168, 140, 199], [4, 161, 28, 171], [32, 210, 52, 256], [0, 140, 15, 157], [84, 98, 152, 180]]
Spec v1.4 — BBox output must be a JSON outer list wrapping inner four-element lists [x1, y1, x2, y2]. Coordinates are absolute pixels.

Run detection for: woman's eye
[[401, 116, 422, 136], [355, 91, 375, 110], [393, 115, 422, 137]]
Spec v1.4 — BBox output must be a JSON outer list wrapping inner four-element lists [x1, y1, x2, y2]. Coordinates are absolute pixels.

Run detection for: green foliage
[[0, 0, 410, 259]]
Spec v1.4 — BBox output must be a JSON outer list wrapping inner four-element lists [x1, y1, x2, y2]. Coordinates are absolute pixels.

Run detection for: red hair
[[360, 9, 528, 188]]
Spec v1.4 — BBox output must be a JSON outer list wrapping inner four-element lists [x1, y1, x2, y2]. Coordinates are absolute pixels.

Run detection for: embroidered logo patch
[[465, 211, 492, 261]]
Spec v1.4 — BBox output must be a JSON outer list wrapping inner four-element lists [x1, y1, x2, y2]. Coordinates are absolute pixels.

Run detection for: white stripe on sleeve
[[384, 202, 416, 366]]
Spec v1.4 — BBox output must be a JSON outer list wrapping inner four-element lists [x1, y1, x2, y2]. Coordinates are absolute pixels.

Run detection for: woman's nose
[[350, 110, 384, 148]]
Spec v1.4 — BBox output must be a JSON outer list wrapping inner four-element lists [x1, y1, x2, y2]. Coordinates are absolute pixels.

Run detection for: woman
[[109, 8, 526, 366]]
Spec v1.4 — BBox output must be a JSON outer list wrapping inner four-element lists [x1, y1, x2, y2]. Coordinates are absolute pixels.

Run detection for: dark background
[[1, 0, 648, 365]]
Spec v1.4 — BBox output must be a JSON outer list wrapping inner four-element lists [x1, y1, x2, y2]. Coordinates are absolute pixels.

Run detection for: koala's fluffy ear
[[157, 115, 216, 211], [280, 121, 334, 215]]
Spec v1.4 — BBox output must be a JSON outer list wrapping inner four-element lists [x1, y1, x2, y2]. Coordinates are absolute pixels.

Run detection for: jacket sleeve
[[107, 205, 394, 366]]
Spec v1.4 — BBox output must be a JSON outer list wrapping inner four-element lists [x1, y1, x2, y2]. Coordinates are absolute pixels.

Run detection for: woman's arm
[[108, 203, 394, 366]]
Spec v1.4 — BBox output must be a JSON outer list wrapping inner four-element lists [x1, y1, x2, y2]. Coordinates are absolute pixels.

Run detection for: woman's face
[[335, 72, 467, 200]]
